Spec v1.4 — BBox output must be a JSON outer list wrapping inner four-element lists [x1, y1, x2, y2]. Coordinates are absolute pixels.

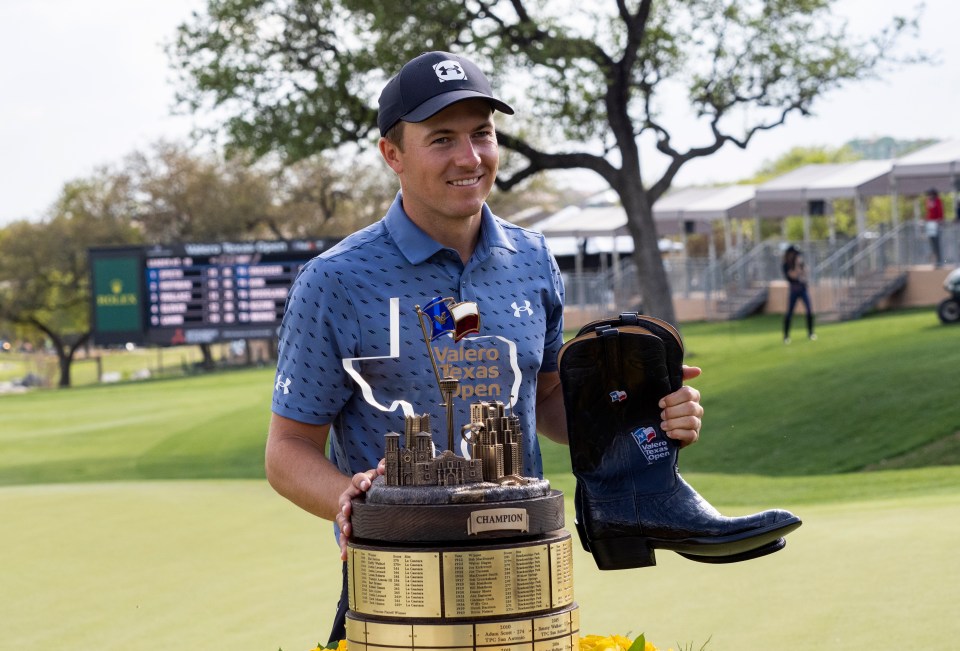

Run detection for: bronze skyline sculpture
[[382, 298, 525, 489]]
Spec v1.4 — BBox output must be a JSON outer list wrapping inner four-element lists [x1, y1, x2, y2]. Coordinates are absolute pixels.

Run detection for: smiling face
[[379, 99, 499, 241]]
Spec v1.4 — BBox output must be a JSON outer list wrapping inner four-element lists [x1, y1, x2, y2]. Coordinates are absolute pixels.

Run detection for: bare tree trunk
[[618, 184, 677, 324], [50, 332, 91, 388], [199, 343, 215, 370]]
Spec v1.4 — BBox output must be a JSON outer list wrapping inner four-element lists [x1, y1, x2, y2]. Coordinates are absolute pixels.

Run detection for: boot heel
[[589, 536, 657, 571]]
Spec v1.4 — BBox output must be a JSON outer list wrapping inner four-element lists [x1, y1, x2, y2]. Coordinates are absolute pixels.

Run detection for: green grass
[[679, 310, 960, 475], [2, 309, 960, 650], [1, 481, 340, 651], [1, 309, 958, 488], [0, 345, 216, 385], [3, 480, 959, 651], [0, 368, 273, 485]]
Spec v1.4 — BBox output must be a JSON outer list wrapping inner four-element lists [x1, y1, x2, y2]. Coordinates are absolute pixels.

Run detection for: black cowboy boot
[[559, 313, 801, 570]]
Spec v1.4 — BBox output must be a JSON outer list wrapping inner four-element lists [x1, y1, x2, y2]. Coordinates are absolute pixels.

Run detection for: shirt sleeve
[[271, 257, 361, 425], [539, 248, 566, 373]]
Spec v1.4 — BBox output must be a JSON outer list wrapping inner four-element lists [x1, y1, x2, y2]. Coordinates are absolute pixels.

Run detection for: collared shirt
[[272, 194, 565, 479]]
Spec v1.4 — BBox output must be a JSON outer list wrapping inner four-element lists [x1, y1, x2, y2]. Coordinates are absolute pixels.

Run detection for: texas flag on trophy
[[422, 296, 481, 341]]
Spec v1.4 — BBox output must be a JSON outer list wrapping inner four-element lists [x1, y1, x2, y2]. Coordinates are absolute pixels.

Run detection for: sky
[[2, 0, 959, 226]]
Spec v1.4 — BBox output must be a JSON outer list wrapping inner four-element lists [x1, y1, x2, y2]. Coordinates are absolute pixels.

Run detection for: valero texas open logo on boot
[[630, 426, 671, 464]]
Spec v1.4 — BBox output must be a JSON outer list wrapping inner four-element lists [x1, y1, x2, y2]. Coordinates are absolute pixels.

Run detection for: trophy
[[344, 298, 580, 651]]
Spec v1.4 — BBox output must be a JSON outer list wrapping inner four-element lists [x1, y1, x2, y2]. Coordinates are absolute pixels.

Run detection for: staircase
[[829, 270, 908, 321], [815, 225, 911, 322], [713, 285, 769, 320]]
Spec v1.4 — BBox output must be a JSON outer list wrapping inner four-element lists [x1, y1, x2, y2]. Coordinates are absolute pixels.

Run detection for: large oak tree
[[171, 0, 921, 322], [0, 175, 142, 387]]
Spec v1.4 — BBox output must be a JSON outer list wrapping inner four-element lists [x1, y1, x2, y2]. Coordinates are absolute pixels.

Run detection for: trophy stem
[[414, 305, 445, 402]]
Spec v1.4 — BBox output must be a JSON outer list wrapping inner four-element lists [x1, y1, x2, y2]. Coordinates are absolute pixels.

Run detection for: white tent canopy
[[533, 185, 754, 239], [890, 139, 960, 195], [533, 203, 629, 238], [530, 141, 960, 252], [653, 184, 755, 238], [545, 235, 638, 257], [754, 160, 893, 218]]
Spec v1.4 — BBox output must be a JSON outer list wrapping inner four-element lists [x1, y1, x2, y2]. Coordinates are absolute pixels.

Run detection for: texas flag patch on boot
[[630, 426, 671, 464]]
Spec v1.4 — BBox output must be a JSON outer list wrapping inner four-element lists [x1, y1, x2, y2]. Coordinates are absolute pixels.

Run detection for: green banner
[[92, 256, 142, 333]]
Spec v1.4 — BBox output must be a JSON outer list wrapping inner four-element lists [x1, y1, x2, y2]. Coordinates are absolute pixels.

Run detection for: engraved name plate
[[441, 544, 552, 617], [549, 537, 574, 607], [349, 548, 442, 618], [346, 604, 580, 650], [350, 532, 574, 620]]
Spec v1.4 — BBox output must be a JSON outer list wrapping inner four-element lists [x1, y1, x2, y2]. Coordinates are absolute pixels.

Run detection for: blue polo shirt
[[272, 194, 565, 479]]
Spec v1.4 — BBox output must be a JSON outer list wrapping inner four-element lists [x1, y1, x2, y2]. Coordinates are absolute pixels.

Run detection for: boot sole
[[678, 538, 787, 564], [586, 516, 802, 570]]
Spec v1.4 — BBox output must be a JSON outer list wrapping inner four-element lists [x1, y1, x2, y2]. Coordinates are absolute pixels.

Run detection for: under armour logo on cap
[[377, 51, 514, 136], [433, 60, 467, 82]]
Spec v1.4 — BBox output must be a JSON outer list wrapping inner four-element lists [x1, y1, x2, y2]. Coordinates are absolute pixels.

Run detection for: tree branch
[[495, 131, 618, 191]]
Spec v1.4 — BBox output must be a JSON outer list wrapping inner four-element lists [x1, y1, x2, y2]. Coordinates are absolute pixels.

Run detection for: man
[[265, 51, 703, 644], [924, 187, 944, 267]]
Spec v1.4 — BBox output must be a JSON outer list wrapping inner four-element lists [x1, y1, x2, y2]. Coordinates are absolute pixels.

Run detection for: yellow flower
[[580, 634, 651, 651], [306, 642, 346, 651]]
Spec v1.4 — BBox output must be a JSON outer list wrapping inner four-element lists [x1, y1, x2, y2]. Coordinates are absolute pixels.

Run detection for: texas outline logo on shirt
[[339, 297, 522, 420]]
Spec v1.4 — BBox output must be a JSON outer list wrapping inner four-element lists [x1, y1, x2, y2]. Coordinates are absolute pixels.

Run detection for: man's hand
[[660, 365, 703, 447], [336, 459, 386, 560]]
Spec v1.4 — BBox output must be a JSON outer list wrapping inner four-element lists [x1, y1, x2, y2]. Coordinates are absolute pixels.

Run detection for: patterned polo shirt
[[272, 194, 565, 479]]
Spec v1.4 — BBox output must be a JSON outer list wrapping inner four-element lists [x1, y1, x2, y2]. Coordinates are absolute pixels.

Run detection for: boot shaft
[[559, 319, 683, 496]]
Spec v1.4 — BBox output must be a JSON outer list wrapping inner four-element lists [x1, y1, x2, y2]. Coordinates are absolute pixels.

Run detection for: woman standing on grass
[[782, 244, 815, 344]]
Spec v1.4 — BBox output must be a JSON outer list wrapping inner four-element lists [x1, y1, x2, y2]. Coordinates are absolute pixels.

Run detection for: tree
[[272, 153, 398, 238], [171, 0, 923, 322], [127, 141, 276, 243], [0, 174, 142, 387]]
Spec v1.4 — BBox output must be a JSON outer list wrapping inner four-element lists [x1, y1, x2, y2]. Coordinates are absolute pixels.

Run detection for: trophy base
[[351, 489, 565, 542], [345, 603, 580, 650], [347, 529, 578, 650]]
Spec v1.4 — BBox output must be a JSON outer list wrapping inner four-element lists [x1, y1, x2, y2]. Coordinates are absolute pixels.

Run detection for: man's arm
[[535, 371, 568, 445], [264, 413, 350, 521], [266, 412, 385, 560]]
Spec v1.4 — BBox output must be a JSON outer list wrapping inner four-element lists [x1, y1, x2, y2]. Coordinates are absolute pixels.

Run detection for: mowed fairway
[[1, 481, 340, 651], [4, 479, 960, 650], [0, 368, 274, 484]]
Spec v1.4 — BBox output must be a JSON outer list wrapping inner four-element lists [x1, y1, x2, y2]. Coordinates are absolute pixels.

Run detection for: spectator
[[782, 245, 815, 343], [925, 187, 944, 267]]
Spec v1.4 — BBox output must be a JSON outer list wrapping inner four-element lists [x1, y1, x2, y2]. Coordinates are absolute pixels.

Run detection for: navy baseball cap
[[377, 51, 515, 136]]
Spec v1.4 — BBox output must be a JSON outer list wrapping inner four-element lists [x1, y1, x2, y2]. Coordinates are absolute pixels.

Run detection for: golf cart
[[938, 267, 960, 324]]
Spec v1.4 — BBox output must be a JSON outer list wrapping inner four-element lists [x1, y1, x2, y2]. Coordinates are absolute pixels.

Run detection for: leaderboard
[[89, 239, 338, 346], [143, 240, 337, 345]]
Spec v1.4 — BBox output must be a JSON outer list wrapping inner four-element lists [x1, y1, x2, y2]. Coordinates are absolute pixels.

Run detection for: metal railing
[[813, 226, 903, 317], [559, 220, 959, 321]]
